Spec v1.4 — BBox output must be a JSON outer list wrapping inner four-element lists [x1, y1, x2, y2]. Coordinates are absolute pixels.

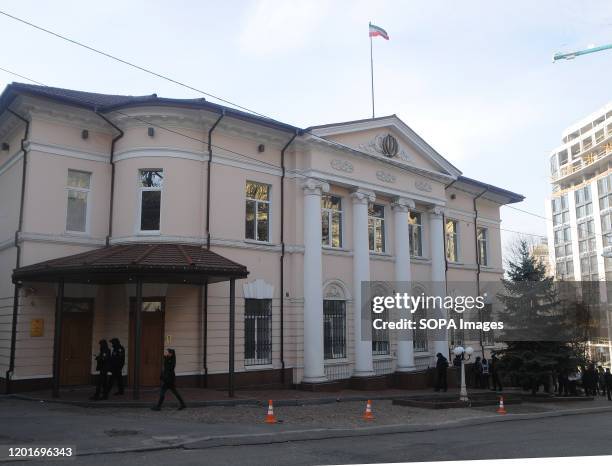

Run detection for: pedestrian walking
[[604, 368, 612, 401], [105, 338, 125, 397], [152, 348, 186, 410], [597, 366, 606, 396], [481, 357, 490, 389], [434, 352, 448, 392], [490, 353, 503, 392], [90, 339, 111, 400]]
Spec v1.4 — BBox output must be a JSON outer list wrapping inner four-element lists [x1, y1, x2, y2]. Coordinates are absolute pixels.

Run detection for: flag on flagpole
[[369, 23, 389, 40]]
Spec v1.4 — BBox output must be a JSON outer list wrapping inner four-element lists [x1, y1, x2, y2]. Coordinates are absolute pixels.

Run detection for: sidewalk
[[2, 393, 612, 460]]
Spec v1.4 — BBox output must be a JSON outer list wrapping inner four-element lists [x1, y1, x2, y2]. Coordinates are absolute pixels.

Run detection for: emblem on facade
[[376, 170, 396, 183], [415, 180, 432, 192], [358, 133, 411, 162], [330, 159, 354, 173], [324, 284, 343, 299]]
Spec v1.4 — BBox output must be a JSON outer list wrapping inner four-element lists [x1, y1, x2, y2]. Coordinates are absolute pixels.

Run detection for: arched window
[[323, 281, 348, 360]]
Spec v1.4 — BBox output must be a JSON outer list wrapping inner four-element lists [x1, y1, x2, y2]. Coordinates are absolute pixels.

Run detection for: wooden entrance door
[[60, 299, 94, 386], [129, 299, 165, 386]]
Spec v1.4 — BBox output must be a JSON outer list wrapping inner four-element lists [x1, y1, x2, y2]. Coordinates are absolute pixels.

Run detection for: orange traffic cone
[[496, 395, 507, 414], [363, 399, 375, 421], [265, 399, 277, 424]]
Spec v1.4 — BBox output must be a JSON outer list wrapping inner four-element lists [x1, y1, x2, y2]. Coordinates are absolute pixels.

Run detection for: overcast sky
[[2, 0, 612, 253]]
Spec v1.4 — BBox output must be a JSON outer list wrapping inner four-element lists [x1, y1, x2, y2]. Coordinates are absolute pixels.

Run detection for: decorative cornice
[[27, 141, 110, 163], [330, 159, 354, 173], [19, 231, 106, 247], [429, 206, 445, 217], [376, 170, 396, 183], [0, 149, 24, 177], [415, 180, 433, 192], [351, 188, 376, 204], [391, 197, 415, 212], [302, 178, 330, 196]]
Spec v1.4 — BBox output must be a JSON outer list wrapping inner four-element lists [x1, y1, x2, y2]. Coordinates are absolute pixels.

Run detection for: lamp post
[[453, 345, 474, 402]]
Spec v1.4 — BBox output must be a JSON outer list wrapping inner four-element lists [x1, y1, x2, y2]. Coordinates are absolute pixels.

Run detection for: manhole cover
[[104, 429, 141, 437]]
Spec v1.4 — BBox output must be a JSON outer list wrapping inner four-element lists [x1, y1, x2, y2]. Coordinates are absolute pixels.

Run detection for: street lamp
[[453, 345, 474, 402]]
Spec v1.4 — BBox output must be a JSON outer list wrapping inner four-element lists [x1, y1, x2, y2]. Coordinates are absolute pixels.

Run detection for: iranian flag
[[369, 23, 389, 40]]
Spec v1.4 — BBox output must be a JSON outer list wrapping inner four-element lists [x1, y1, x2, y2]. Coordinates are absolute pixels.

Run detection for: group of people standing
[[435, 352, 503, 392], [90, 338, 125, 400], [557, 364, 612, 400], [91, 341, 186, 410]]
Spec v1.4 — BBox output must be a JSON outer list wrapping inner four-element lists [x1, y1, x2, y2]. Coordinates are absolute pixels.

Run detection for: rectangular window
[[245, 181, 271, 242], [323, 300, 346, 359], [321, 194, 343, 248], [408, 211, 423, 257], [477, 227, 488, 266], [413, 304, 428, 352], [575, 185, 592, 220], [66, 169, 91, 232], [368, 203, 386, 253], [244, 299, 272, 365], [445, 219, 459, 262], [371, 305, 390, 355], [139, 169, 163, 232]]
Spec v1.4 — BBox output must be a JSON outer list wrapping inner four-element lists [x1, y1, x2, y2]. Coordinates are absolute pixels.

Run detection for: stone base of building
[[348, 375, 391, 390], [392, 369, 434, 389], [299, 380, 348, 392], [1, 368, 293, 394]]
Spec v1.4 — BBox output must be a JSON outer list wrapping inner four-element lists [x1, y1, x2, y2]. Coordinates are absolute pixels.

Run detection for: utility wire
[[0, 65, 546, 244]]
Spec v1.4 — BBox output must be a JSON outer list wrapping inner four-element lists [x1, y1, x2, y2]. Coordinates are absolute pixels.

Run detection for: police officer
[[434, 352, 449, 392], [90, 339, 111, 400], [105, 338, 125, 396]]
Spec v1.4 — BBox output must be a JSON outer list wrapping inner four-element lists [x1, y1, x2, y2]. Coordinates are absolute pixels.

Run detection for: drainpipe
[[95, 111, 124, 247], [6, 109, 30, 394], [279, 130, 299, 386], [202, 111, 224, 387], [206, 111, 225, 250], [473, 188, 489, 357]]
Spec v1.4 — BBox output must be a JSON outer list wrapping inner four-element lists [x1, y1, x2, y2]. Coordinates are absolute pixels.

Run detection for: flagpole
[[370, 23, 375, 119]]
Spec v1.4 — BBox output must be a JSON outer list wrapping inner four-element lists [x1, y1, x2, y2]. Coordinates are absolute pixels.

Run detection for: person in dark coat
[[557, 368, 569, 397], [152, 348, 186, 411], [90, 339, 111, 400], [434, 352, 449, 392], [105, 338, 125, 397], [490, 353, 503, 392], [604, 368, 612, 401]]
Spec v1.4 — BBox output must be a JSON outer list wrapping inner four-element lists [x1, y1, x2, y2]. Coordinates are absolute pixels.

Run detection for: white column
[[351, 188, 376, 377], [302, 178, 329, 383], [429, 206, 448, 357], [393, 197, 416, 372]]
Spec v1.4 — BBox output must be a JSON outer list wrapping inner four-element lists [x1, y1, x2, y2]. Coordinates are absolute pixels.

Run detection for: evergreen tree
[[496, 240, 586, 394]]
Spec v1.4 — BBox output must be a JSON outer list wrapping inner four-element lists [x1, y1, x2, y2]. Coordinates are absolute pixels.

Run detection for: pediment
[[309, 115, 461, 178]]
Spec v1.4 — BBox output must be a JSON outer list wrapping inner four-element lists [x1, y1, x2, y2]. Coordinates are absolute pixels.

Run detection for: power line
[[0, 8, 442, 179], [0, 65, 547, 244]]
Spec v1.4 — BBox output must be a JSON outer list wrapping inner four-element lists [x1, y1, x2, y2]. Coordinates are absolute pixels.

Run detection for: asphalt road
[[23, 411, 612, 465]]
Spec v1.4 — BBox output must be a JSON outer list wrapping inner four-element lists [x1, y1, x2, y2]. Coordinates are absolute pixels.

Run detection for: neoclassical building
[[0, 83, 523, 395]]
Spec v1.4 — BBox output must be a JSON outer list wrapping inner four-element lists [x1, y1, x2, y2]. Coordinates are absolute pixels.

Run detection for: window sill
[[64, 230, 91, 237], [137, 230, 161, 236], [372, 354, 394, 361], [324, 358, 350, 365], [414, 351, 431, 357], [244, 238, 274, 246], [244, 363, 274, 371]]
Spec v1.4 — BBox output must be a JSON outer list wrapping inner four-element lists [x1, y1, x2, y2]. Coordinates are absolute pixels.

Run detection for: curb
[[3, 393, 412, 408], [14, 402, 611, 459]]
